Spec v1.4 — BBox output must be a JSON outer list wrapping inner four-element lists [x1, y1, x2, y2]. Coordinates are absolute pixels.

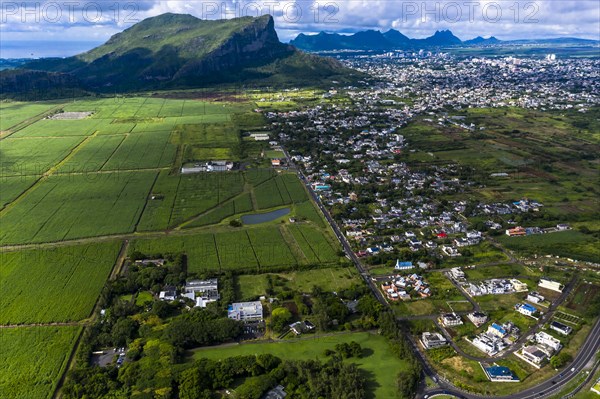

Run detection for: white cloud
[[0, 0, 598, 57]]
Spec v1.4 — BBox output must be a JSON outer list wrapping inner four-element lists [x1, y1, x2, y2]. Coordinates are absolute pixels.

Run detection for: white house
[[421, 332, 448, 349], [535, 331, 562, 352], [228, 301, 263, 322]]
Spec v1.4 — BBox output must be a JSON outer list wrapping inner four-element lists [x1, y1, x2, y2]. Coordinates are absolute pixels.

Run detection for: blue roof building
[[518, 303, 538, 316], [489, 322, 507, 337], [395, 260, 413, 270], [483, 365, 520, 382]]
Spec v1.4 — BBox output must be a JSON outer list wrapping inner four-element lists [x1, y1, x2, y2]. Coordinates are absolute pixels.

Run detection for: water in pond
[[241, 208, 291, 225]]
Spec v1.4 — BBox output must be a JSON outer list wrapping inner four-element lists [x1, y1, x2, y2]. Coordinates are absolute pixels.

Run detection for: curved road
[[284, 147, 600, 399]]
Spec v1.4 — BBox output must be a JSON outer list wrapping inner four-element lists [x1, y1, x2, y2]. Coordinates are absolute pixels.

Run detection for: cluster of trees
[[378, 311, 423, 399], [329, 341, 363, 358], [550, 352, 573, 369], [64, 351, 367, 399], [163, 307, 243, 349], [311, 287, 351, 331]]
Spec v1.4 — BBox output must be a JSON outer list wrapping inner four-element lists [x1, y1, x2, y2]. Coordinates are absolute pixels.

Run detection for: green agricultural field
[[191, 331, 411, 399], [57, 134, 125, 173], [288, 224, 340, 263], [0, 136, 85, 177], [130, 233, 220, 274], [101, 130, 177, 170], [168, 172, 245, 227], [253, 173, 309, 209], [237, 267, 361, 300], [12, 118, 110, 138], [130, 223, 339, 275], [246, 227, 298, 270], [0, 171, 156, 245], [0, 175, 38, 208], [0, 101, 62, 131], [498, 231, 600, 263], [0, 242, 120, 324], [0, 326, 80, 399]]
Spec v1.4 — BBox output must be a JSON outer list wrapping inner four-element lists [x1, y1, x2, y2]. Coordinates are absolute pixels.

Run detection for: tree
[[550, 352, 572, 369], [270, 307, 292, 333], [112, 317, 138, 347]]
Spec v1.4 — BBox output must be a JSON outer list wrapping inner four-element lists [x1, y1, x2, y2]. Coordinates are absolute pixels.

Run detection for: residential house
[[535, 331, 561, 352], [227, 301, 263, 322], [421, 332, 448, 349], [468, 312, 488, 327], [517, 303, 538, 317], [526, 292, 545, 304], [550, 321, 572, 336], [440, 313, 463, 327], [520, 345, 548, 367]]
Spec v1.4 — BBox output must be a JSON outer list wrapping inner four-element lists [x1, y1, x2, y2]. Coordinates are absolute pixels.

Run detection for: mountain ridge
[[12, 13, 357, 95], [290, 28, 599, 51]]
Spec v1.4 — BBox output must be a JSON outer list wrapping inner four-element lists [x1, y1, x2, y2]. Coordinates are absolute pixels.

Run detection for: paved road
[[425, 316, 600, 399], [283, 146, 600, 399]]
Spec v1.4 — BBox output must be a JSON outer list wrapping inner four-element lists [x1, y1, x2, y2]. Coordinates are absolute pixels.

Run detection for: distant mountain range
[[290, 29, 598, 51], [2, 13, 357, 98]]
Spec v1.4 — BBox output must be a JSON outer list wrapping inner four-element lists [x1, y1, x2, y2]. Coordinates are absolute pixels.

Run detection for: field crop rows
[[0, 175, 38, 208], [131, 225, 340, 274], [0, 136, 86, 177], [0, 101, 63, 131], [0, 171, 156, 245], [0, 326, 80, 399], [254, 173, 308, 209], [0, 242, 120, 324]]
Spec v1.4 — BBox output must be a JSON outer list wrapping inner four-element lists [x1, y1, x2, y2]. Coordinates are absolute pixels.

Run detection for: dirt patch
[[566, 283, 600, 312], [442, 356, 473, 373], [48, 111, 93, 120]]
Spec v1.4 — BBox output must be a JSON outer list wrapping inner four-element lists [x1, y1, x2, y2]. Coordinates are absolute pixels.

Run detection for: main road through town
[[282, 147, 600, 399]]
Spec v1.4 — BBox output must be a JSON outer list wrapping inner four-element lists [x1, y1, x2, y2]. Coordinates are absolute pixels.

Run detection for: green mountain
[[18, 13, 356, 92]]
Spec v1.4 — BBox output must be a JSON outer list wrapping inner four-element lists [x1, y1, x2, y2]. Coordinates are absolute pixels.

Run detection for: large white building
[[535, 331, 562, 352], [227, 301, 263, 322], [539, 278, 564, 292], [183, 279, 220, 308]]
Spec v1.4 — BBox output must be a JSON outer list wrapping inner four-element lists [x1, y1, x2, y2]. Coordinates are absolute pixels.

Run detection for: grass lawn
[[135, 291, 154, 306], [190, 331, 410, 399], [236, 267, 361, 300]]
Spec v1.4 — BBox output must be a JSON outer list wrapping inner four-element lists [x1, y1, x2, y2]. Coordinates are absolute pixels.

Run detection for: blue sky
[[1, 1, 599, 57]]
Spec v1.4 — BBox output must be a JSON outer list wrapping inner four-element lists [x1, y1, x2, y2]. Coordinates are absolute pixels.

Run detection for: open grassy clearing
[[0, 171, 156, 245], [0, 326, 80, 399], [236, 267, 361, 300], [191, 331, 411, 399], [0, 242, 120, 324]]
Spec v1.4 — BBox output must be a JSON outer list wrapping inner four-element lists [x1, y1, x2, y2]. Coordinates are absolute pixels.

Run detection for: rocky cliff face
[[0, 69, 86, 99], [173, 15, 293, 81]]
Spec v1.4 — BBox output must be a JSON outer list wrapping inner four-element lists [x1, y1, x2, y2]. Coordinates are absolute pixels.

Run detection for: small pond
[[241, 208, 291, 225]]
